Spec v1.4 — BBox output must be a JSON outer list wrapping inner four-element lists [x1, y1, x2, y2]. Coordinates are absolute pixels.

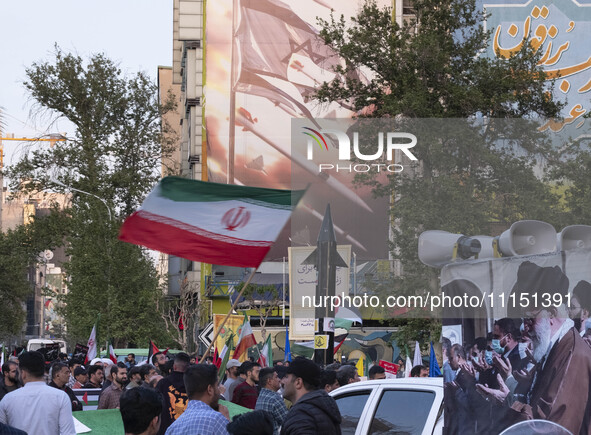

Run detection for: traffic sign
[[198, 322, 214, 347]]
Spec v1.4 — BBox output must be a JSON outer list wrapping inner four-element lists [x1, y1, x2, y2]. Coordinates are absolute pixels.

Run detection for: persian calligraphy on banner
[[485, 1, 591, 132]]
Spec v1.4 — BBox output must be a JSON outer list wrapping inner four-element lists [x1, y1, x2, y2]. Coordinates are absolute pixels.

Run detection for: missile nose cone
[[318, 204, 337, 243]]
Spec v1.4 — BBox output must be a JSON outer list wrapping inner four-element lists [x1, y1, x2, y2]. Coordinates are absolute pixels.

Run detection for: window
[[334, 391, 371, 435], [369, 389, 435, 435]]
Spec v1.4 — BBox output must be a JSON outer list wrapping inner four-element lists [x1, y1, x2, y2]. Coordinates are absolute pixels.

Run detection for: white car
[[329, 378, 444, 435]]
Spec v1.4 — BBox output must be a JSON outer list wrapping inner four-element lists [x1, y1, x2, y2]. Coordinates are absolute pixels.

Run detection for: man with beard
[[280, 357, 342, 435], [98, 364, 128, 409], [165, 364, 230, 435], [569, 280, 591, 337], [0, 362, 20, 401], [444, 344, 479, 434], [478, 305, 591, 434], [231, 361, 260, 409]]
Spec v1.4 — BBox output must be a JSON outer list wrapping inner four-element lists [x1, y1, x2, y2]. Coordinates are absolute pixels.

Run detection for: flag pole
[[282, 256, 286, 325], [96, 313, 101, 358], [227, 0, 238, 184], [199, 267, 258, 363]]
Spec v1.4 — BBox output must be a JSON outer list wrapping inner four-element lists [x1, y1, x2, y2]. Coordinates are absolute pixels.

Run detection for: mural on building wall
[[204, 0, 391, 263], [259, 328, 403, 365]]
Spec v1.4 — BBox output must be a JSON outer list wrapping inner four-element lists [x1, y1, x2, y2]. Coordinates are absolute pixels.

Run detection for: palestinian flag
[[333, 333, 348, 355], [119, 177, 305, 267], [232, 314, 257, 361], [213, 347, 221, 368], [141, 340, 160, 366]]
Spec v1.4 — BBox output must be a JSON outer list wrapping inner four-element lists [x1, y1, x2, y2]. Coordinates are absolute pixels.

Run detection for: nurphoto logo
[[303, 127, 418, 173]]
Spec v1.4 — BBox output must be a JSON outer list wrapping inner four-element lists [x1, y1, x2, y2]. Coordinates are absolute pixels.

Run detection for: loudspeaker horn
[[497, 220, 556, 256], [557, 225, 591, 251]]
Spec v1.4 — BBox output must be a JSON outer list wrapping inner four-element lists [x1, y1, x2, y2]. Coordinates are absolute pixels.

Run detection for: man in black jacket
[[280, 357, 341, 435], [49, 362, 83, 411]]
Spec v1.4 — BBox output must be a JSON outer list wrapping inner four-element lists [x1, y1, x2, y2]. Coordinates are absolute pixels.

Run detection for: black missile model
[[302, 203, 348, 365]]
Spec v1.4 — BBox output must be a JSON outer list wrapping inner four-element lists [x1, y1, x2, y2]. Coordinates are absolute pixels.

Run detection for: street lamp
[[49, 179, 112, 221]]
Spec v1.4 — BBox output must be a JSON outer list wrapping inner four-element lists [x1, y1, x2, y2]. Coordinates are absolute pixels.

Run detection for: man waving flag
[[119, 177, 305, 267]]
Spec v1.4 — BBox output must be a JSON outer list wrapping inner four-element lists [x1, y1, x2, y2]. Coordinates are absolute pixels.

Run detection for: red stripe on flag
[[83, 392, 88, 405], [119, 213, 272, 267], [233, 334, 257, 360]]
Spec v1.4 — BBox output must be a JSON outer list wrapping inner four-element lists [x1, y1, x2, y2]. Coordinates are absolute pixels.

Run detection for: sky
[[0, 0, 173, 171]]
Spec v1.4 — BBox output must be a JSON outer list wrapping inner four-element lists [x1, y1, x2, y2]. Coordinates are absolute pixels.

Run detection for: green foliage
[[391, 318, 441, 356], [6, 47, 177, 346], [235, 282, 282, 339], [316, 0, 561, 119]]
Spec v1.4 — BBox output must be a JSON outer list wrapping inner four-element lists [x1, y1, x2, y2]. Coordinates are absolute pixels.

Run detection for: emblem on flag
[[222, 206, 251, 231]]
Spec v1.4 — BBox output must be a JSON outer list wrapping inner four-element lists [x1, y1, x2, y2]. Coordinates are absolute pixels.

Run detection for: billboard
[[204, 0, 392, 262], [288, 245, 351, 339]]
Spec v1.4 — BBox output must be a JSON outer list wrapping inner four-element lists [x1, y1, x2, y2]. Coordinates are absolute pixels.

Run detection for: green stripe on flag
[[159, 177, 305, 206]]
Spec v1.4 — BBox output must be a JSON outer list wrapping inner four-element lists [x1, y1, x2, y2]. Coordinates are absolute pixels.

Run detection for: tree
[[234, 282, 283, 340], [313, 0, 567, 340], [157, 280, 209, 352], [6, 47, 178, 346]]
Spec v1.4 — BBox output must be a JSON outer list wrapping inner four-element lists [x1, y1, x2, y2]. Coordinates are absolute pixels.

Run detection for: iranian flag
[[119, 177, 304, 267], [258, 334, 273, 368], [108, 341, 118, 364], [84, 324, 97, 364], [233, 314, 257, 361]]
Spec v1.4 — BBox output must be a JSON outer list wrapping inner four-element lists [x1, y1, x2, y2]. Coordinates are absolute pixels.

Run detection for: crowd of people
[[0, 346, 414, 435], [443, 301, 591, 435], [6, 308, 586, 435]]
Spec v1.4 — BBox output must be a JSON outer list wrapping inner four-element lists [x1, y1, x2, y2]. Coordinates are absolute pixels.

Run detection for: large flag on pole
[[84, 323, 97, 364], [258, 334, 273, 368], [119, 177, 305, 267], [233, 314, 257, 361]]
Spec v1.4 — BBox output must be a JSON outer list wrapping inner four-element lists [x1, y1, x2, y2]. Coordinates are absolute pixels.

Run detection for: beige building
[[1, 188, 70, 339], [157, 0, 205, 300]]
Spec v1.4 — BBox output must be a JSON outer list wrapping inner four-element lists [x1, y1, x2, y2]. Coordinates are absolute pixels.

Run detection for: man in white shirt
[[0, 351, 76, 435]]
